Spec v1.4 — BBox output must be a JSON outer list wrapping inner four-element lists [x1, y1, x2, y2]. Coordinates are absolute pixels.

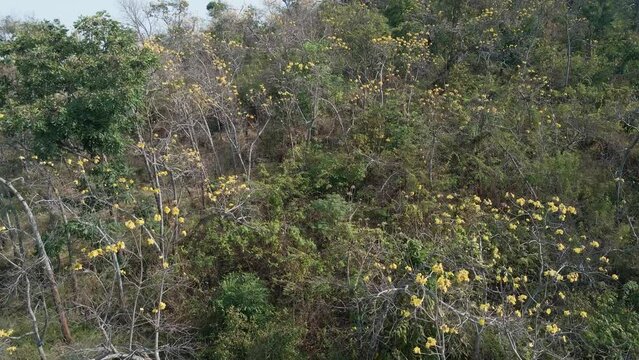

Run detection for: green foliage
[[581, 289, 639, 357], [0, 13, 156, 157], [2, 0, 639, 358], [208, 308, 305, 360], [200, 272, 306, 360], [214, 272, 274, 321]]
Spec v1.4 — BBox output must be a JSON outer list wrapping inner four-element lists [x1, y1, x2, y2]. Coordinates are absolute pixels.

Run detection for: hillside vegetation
[[1, 0, 639, 359]]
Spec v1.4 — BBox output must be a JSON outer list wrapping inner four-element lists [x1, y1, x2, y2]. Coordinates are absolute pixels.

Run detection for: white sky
[[0, 0, 264, 27]]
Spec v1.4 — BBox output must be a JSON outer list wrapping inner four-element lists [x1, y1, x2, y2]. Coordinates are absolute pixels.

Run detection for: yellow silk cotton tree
[[354, 193, 616, 358]]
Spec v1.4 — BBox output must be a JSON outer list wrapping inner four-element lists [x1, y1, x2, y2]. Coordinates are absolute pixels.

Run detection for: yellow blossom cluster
[[152, 301, 167, 314], [143, 39, 166, 54], [87, 241, 125, 259], [425, 336, 437, 348], [207, 175, 249, 203], [410, 295, 423, 307], [436, 276, 452, 293], [415, 273, 428, 286], [456, 269, 470, 283], [284, 61, 315, 73], [546, 323, 561, 335], [326, 35, 349, 50], [141, 185, 161, 194]]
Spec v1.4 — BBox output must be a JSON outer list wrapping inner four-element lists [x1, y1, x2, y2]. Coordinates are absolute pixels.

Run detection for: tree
[[0, 13, 155, 158]]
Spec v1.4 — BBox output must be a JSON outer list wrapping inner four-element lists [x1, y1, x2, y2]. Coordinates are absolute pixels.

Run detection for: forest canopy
[[1, 0, 639, 359]]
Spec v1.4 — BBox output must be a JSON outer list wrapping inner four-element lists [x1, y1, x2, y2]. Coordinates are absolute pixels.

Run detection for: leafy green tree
[[0, 13, 155, 157]]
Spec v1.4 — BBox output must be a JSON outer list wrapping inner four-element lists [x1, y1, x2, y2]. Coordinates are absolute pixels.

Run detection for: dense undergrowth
[[1, 0, 639, 359]]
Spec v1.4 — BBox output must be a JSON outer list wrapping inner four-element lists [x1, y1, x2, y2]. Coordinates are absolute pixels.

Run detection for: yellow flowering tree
[[353, 192, 615, 358]]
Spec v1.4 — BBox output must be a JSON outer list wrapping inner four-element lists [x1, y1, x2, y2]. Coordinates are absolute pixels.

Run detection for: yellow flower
[[136, 218, 145, 226], [147, 238, 156, 246], [478, 318, 486, 326], [88, 248, 104, 258], [0, 329, 14, 338], [532, 213, 543, 221], [73, 262, 83, 271], [611, 274, 619, 280], [401, 309, 411, 318], [546, 323, 561, 334], [181, 230, 187, 236], [388, 263, 398, 270], [125, 220, 136, 230], [515, 310, 522, 317], [405, 265, 413, 272], [557, 243, 566, 251], [415, 273, 428, 286], [579, 311, 588, 318], [425, 337, 437, 349], [413, 346, 422, 354], [479, 303, 490, 312], [518, 294, 528, 303], [158, 301, 167, 310], [555, 229, 564, 235], [432, 262, 444, 274], [163, 261, 169, 269], [573, 246, 584, 254], [436, 276, 451, 293], [508, 223, 517, 230], [589, 240, 600, 248], [163, 206, 171, 214], [544, 269, 558, 278], [410, 295, 423, 307], [516, 198, 526, 206], [567, 272, 579, 283], [6, 346, 17, 354], [178, 217, 185, 224], [506, 295, 517, 305], [545, 308, 552, 315], [456, 269, 470, 283], [434, 217, 443, 225], [171, 206, 180, 216]]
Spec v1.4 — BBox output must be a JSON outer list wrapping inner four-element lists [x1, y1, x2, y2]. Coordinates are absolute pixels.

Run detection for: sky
[[0, 0, 263, 27]]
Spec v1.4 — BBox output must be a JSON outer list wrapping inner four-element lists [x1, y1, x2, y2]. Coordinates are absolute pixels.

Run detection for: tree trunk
[[0, 177, 73, 343]]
